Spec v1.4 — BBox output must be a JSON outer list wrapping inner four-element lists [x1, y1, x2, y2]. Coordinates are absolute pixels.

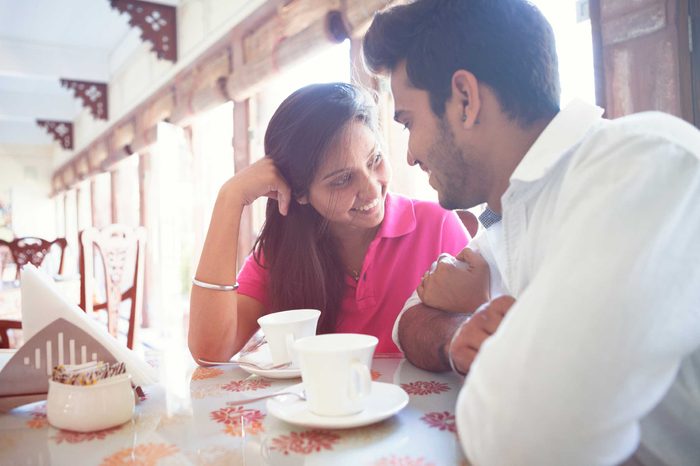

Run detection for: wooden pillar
[[110, 169, 119, 224], [138, 150, 152, 327], [233, 99, 253, 272], [63, 189, 72, 241]]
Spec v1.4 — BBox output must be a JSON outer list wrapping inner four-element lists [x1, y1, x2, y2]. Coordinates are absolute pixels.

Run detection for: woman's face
[[303, 121, 391, 234]]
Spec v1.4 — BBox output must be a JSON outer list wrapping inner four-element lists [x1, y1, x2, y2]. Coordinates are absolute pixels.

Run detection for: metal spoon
[[225, 390, 306, 406], [197, 358, 292, 371]]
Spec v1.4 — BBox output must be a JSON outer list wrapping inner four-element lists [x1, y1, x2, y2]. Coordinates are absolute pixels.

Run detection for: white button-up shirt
[[457, 100, 700, 465]]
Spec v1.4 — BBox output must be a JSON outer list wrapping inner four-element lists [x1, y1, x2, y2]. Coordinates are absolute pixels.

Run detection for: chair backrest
[[0, 319, 22, 349], [0, 237, 68, 280], [79, 225, 146, 349]]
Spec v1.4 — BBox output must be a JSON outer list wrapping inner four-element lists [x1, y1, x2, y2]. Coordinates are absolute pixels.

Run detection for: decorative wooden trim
[[228, 19, 335, 101], [36, 120, 73, 150], [60, 79, 109, 120], [343, 0, 395, 37], [109, 120, 136, 160], [75, 156, 90, 180], [110, 0, 178, 62]]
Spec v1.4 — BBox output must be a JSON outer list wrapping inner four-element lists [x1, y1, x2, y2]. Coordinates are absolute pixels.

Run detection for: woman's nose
[[359, 173, 381, 198]]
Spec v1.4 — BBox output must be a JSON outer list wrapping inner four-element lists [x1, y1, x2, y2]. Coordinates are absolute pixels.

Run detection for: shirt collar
[[510, 99, 604, 183], [377, 192, 416, 239], [478, 208, 502, 229]]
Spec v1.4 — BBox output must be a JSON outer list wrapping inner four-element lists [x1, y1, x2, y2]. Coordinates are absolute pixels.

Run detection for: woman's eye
[[370, 153, 383, 168], [330, 173, 351, 187]]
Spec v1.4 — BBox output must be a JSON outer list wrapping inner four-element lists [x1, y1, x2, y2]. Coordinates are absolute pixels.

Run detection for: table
[[0, 350, 469, 465]]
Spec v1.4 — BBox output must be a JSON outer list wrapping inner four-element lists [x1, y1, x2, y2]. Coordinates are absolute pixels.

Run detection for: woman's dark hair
[[252, 82, 379, 333], [363, 0, 560, 125]]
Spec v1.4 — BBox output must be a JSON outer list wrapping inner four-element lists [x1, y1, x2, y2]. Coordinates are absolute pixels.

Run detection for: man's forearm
[[398, 304, 469, 372]]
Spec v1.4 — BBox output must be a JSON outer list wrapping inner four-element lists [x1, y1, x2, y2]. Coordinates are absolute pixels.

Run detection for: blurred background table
[[0, 351, 469, 465]]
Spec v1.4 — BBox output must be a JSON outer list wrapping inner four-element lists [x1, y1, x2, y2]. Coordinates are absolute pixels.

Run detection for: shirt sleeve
[[236, 252, 271, 309], [457, 133, 700, 465]]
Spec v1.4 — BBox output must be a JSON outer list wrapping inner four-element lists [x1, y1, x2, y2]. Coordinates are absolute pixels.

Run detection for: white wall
[[0, 144, 56, 240]]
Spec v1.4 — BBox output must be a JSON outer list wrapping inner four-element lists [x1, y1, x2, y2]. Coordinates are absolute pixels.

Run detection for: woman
[[189, 82, 469, 362]]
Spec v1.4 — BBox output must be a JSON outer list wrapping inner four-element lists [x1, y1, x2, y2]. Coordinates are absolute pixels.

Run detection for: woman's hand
[[417, 248, 490, 314], [219, 157, 292, 215]]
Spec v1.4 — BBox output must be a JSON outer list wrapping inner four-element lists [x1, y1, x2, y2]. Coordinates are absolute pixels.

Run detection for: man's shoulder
[[588, 111, 700, 158]]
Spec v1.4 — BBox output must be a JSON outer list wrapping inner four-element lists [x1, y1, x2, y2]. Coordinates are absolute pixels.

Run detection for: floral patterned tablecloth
[[0, 351, 469, 465]]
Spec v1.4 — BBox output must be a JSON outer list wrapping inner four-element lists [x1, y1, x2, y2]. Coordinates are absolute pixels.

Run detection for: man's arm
[[398, 303, 468, 372]]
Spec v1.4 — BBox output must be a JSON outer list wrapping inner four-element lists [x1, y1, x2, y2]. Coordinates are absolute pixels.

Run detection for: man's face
[[390, 61, 489, 210]]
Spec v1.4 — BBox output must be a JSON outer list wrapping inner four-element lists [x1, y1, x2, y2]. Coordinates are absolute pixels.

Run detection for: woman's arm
[[188, 158, 291, 364]]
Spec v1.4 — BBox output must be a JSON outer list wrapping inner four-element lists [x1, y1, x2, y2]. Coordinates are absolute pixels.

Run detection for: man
[[363, 0, 700, 464]]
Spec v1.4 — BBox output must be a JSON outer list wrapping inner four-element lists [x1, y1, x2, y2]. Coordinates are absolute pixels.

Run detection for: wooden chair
[[0, 319, 22, 349], [0, 237, 68, 280], [79, 225, 146, 349]]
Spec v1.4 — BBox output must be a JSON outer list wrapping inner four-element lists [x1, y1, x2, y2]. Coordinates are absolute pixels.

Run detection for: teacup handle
[[348, 362, 372, 401]]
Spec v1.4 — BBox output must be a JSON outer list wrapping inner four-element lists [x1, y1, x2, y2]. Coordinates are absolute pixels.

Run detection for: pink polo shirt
[[236, 192, 470, 353]]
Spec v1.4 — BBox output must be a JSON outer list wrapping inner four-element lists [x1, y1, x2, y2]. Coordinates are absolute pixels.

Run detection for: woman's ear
[[451, 70, 481, 129]]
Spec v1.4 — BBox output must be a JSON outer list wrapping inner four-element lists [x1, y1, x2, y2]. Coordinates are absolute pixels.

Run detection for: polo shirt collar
[[377, 192, 416, 239], [510, 99, 604, 183]]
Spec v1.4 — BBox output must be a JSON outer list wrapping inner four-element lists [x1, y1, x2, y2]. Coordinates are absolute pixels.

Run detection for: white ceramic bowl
[[46, 374, 135, 432]]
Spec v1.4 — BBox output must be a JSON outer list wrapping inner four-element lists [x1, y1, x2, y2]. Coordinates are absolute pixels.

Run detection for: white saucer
[[238, 344, 301, 379], [267, 382, 409, 429]]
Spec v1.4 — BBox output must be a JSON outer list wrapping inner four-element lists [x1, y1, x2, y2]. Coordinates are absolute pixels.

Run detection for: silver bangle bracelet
[[192, 277, 239, 291]]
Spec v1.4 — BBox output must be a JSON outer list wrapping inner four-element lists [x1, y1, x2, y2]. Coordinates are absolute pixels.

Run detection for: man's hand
[[417, 248, 490, 314], [447, 296, 515, 375]]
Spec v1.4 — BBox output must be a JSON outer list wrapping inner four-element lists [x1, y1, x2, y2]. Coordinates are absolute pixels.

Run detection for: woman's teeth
[[353, 198, 379, 212]]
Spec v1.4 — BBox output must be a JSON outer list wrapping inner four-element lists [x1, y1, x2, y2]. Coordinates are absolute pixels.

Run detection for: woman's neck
[[330, 223, 381, 278]]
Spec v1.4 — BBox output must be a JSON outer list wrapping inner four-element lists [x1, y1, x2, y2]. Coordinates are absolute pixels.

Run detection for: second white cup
[[257, 309, 320, 365], [294, 333, 378, 417]]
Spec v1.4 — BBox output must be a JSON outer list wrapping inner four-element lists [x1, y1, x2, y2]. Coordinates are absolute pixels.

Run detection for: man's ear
[[451, 70, 481, 129]]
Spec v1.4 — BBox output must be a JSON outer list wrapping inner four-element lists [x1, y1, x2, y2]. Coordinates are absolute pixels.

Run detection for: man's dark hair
[[363, 0, 561, 125]]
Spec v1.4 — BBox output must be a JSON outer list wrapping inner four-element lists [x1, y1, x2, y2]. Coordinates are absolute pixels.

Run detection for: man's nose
[[407, 149, 418, 166]]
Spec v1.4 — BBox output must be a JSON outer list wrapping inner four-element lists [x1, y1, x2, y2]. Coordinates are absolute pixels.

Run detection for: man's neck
[[486, 117, 552, 214]]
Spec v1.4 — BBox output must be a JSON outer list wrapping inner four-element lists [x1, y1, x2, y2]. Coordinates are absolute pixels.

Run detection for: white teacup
[[257, 309, 320, 365], [294, 333, 378, 417]]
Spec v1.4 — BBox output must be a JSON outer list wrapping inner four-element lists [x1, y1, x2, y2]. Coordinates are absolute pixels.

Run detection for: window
[[533, 0, 597, 106]]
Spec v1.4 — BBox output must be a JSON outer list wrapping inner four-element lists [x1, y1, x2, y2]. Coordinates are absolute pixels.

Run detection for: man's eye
[[370, 153, 383, 167], [331, 173, 351, 187], [402, 122, 410, 131]]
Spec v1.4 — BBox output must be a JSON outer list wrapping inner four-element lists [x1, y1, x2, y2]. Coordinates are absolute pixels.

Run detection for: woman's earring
[[461, 113, 468, 122]]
